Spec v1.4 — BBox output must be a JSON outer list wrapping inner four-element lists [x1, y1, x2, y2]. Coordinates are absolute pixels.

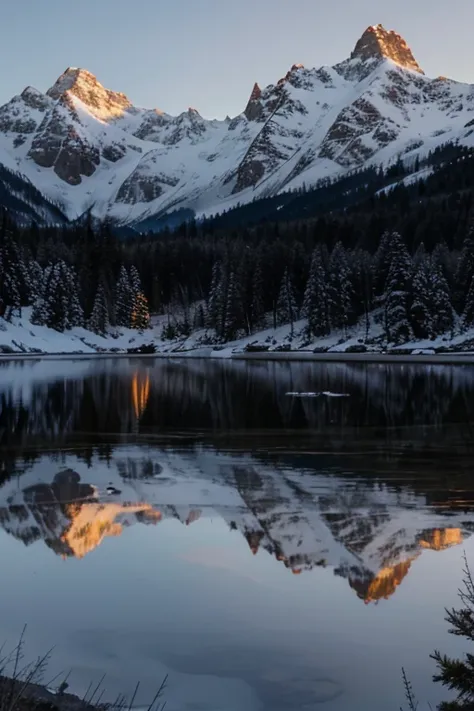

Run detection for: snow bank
[[1, 308, 474, 360]]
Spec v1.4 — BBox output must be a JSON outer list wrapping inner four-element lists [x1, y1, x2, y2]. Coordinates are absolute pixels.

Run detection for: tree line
[[3, 191, 474, 345], [0, 215, 150, 334]]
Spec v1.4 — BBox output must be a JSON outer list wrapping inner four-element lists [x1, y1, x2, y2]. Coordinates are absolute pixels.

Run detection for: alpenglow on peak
[[351, 24, 424, 74], [47, 67, 133, 120]]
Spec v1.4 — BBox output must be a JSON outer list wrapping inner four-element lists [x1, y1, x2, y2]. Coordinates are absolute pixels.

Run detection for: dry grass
[[0, 628, 167, 711]]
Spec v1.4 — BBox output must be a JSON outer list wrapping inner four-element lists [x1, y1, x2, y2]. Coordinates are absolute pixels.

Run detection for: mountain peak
[[47, 67, 132, 121], [351, 24, 424, 74]]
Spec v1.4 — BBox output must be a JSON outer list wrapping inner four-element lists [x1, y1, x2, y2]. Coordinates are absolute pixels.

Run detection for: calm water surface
[[1, 358, 474, 711]]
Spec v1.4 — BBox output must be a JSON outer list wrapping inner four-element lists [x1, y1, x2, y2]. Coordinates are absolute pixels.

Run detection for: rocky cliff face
[[351, 24, 424, 74], [0, 24, 473, 224]]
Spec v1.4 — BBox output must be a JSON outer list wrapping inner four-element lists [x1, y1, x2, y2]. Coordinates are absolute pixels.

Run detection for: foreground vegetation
[[0, 629, 166, 711]]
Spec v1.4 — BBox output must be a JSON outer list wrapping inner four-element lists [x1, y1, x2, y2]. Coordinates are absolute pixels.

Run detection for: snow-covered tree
[[131, 291, 150, 331], [250, 260, 265, 332], [129, 265, 142, 300], [126, 265, 150, 330], [68, 266, 84, 328], [114, 265, 133, 328], [432, 263, 455, 336], [223, 272, 242, 341], [455, 232, 474, 313], [328, 242, 352, 332], [88, 282, 109, 335], [193, 303, 206, 330], [28, 261, 44, 305], [302, 248, 330, 338], [351, 249, 373, 340], [33, 261, 83, 332], [410, 260, 433, 339], [374, 230, 399, 294], [276, 268, 298, 336], [463, 275, 474, 329], [0, 234, 24, 319], [383, 238, 412, 345], [206, 261, 228, 339], [206, 261, 223, 330]]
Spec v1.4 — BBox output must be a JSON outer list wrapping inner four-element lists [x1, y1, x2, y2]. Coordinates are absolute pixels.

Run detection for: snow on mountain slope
[[1, 24, 474, 225]]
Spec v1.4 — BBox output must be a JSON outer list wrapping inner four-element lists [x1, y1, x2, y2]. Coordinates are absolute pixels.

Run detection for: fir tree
[[115, 265, 133, 328], [327, 242, 352, 332], [207, 262, 220, 323], [36, 261, 82, 332], [351, 249, 373, 340], [88, 282, 109, 335], [302, 248, 330, 338], [67, 266, 84, 327], [432, 556, 474, 710], [383, 238, 412, 345], [223, 272, 242, 341], [29, 261, 44, 305], [455, 231, 474, 314], [129, 265, 142, 300], [250, 260, 265, 332], [131, 291, 150, 331], [127, 264, 150, 331], [0, 233, 22, 319], [463, 275, 474, 329], [207, 261, 228, 339], [432, 264, 455, 336], [276, 268, 298, 336], [374, 231, 399, 295], [410, 260, 433, 339], [193, 304, 206, 330]]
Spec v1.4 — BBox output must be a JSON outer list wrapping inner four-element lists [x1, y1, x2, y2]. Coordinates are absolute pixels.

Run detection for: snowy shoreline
[[2, 350, 474, 365], [2, 308, 474, 365]]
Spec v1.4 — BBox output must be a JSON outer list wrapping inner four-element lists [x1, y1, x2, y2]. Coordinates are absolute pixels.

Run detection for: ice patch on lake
[[286, 392, 350, 398]]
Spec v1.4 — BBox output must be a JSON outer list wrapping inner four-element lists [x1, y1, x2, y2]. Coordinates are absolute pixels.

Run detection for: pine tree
[[127, 265, 149, 329], [374, 230, 400, 295], [28, 261, 44, 305], [193, 304, 206, 330], [67, 265, 84, 328], [463, 275, 474, 329], [129, 265, 142, 300], [383, 238, 412, 345], [39, 262, 66, 331], [250, 260, 265, 332], [206, 261, 228, 339], [432, 264, 455, 336], [0, 233, 22, 320], [302, 248, 330, 338], [327, 243, 352, 332], [223, 272, 242, 341], [410, 260, 433, 339], [31, 265, 51, 326], [131, 292, 150, 331], [276, 268, 298, 336], [115, 265, 133, 328], [432, 556, 474, 710], [206, 261, 224, 333], [351, 249, 373, 340], [455, 231, 474, 314], [88, 282, 109, 335], [37, 261, 84, 332]]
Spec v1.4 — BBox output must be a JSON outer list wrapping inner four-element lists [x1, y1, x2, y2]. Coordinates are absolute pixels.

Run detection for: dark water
[[1, 358, 474, 711]]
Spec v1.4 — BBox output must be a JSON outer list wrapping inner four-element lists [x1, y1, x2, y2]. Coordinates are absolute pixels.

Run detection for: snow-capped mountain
[[2, 24, 474, 226]]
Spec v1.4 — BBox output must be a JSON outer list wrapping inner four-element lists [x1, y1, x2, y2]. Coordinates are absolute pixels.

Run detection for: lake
[[0, 357, 474, 711]]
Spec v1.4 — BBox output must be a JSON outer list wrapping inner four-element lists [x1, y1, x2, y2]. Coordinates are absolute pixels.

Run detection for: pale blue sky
[[2, 0, 473, 118]]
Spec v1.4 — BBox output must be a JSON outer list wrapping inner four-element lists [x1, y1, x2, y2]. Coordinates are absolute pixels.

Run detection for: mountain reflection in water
[[1, 357, 474, 710]]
